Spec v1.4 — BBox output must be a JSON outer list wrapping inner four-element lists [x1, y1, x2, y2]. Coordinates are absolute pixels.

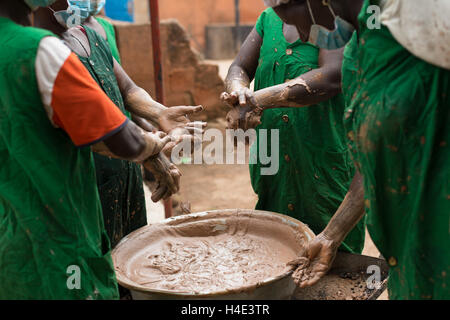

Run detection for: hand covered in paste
[[162, 124, 205, 158], [220, 87, 255, 108], [288, 232, 339, 288], [143, 153, 181, 202], [225, 105, 263, 131], [158, 105, 204, 133]]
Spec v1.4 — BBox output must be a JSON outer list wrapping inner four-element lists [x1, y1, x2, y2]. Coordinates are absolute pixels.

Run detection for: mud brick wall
[[114, 19, 227, 121], [134, 0, 265, 53]]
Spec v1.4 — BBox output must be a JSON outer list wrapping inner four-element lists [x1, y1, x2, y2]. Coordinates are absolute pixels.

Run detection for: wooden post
[[234, 0, 241, 51], [149, 0, 173, 219]]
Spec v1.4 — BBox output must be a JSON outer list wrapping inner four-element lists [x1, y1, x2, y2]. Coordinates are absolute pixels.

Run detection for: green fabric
[[342, 0, 450, 299], [95, 16, 121, 64], [0, 18, 118, 299], [75, 26, 147, 248], [91, 17, 130, 119], [250, 8, 365, 254]]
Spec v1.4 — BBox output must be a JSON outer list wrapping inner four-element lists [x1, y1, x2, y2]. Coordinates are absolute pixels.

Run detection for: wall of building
[[114, 20, 227, 121], [105, 0, 134, 22], [133, 0, 266, 53]]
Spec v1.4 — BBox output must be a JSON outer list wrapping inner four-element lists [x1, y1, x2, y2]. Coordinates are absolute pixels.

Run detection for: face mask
[[67, 0, 91, 22], [89, 0, 106, 16], [306, 0, 355, 50], [24, 0, 57, 11], [50, 1, 90, 28]]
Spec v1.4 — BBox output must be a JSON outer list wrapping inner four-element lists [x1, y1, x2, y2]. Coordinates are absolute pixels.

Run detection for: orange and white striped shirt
[[35, 36, 127, 147]]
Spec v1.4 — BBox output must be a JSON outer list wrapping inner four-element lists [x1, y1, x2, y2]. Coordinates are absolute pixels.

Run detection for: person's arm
[[220, 27, 264, 130], [221, 27, 262, 107], [64, 25, 205, 138], [226, 47, 344, 130], [132, 114, 156, 132], [35, 36, 180, 201], [113, 59, 205, 133], [289, 170, 366, 288], [112, 58, 206, 159], [92, 122, 168, 161], [251, 47, 344, 109]]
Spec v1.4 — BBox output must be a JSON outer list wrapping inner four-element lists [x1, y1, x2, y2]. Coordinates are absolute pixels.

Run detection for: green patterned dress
[[72, 26, 147, 248], [342, 0, 450, 299], [249, 8, 365, 254], [0, 18, 118, 299]]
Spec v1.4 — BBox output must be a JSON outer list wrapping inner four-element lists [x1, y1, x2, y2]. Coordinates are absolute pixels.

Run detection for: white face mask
[[49, 7, 71, 29], [306, 0, 355, 49], [89, 0, 106, 16], [49, 2, 90, 29]]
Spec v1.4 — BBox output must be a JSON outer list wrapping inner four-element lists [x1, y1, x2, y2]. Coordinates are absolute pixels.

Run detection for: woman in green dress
[[222, 0, 365, 254], [83, 5, 164, 194], [34, 0, 204, 248], [78, 0, 147, 248], [290, 0, 450, 300], [0, 0, 177, 299], [34, 0, 146, 248]]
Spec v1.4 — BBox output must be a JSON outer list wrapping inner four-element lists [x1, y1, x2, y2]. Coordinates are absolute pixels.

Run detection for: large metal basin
[[112, 209, 315, 300]]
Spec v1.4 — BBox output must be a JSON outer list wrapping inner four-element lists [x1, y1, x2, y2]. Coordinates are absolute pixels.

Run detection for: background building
[[107, 0, 266, 56]]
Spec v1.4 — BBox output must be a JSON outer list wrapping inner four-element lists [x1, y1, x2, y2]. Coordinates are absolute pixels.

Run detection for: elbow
[[226, 63, 248, 81]]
